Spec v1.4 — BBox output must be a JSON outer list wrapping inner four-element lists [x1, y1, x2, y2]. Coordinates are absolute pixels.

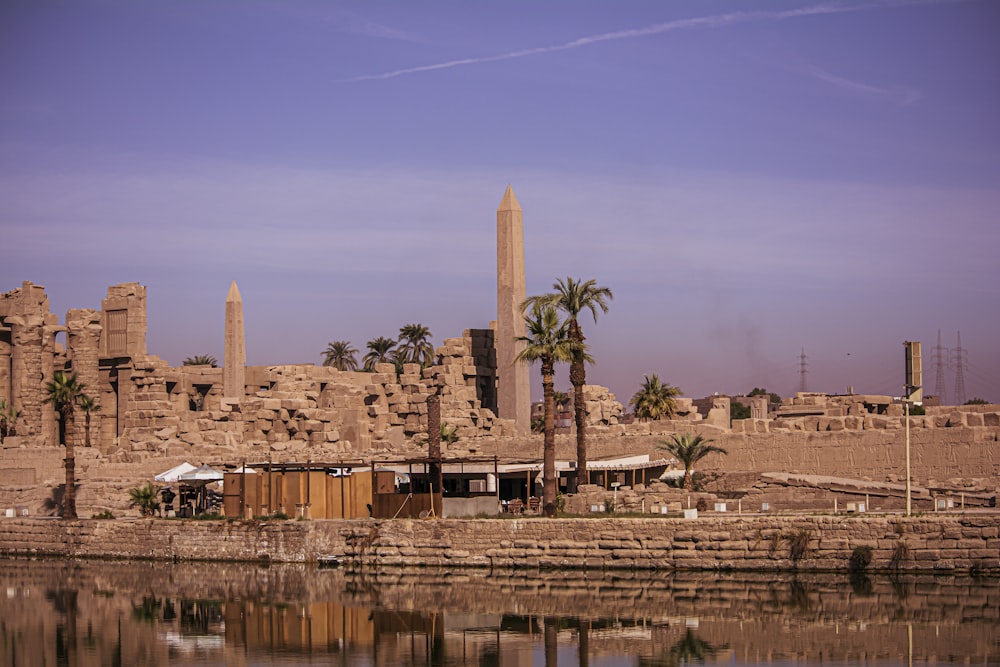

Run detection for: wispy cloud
[[341, 1, 951, 83], [794, 62, 922, 105]]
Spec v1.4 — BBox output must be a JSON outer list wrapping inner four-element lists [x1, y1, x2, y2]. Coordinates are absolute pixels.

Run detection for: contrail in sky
[[342, 0, 960, 83]]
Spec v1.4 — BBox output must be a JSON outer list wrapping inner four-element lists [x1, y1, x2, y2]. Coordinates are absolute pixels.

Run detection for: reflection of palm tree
[[640, 629, 724, 667], [516, 304, 578, 517], [322, 341, 359, 370], [363, 337, 397, 371]]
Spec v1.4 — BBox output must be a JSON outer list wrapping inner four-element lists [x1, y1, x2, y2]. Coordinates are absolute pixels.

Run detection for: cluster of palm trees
[[44, 370, 99, 520], [516, 277, 613, 517], [322, 323, 436, 373]]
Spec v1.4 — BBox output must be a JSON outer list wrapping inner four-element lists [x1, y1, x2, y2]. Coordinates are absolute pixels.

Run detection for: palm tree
[[657, 433, 728, 490], [363, 336, 398, 371], [322, 341, 359, 371], [397, 323, 435, 368], [523, 277, 612, 491], [183, 355, 217, 367], [78, 394, 100, 449], [128, 482, 161, 517], [515, 304, 578, 517], [0, 399, 18, 444], [44, 371, 88, 519], [630, 374, 682, 421]]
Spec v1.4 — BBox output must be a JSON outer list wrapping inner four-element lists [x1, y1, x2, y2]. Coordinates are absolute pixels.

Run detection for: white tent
[[231, 464, 257, 474], [177, 464, 224, 483], [154, 462, 197, 483]]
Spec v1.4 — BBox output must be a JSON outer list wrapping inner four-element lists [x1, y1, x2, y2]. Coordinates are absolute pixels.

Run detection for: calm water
[[1, 558, 997, 666]]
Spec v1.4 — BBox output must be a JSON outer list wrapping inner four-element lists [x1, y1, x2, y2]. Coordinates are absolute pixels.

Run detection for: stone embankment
[[1, 514, 998, 572]]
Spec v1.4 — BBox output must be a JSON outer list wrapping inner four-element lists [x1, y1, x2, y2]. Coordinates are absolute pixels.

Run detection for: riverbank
[[1, 514, 998, 572]]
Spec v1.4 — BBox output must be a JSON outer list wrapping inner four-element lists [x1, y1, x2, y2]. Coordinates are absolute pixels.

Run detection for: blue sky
[[2, 0, 998, 404]]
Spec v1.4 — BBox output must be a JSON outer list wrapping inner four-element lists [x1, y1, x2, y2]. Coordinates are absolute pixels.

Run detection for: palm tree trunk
[[541, 361, 557, 517], [63, 408, 77, 519], [569, 319, 587, 492], [572, 369, 586, 491]]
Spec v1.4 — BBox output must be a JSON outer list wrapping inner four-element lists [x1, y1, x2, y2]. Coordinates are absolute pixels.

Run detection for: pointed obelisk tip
[[497, 183, 521, 212], [226, 280, 242, 302]]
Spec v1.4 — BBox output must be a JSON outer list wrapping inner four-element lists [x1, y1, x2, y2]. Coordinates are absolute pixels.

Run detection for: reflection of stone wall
[[1, 515, 998, 572], [3, 559, 999, 667]]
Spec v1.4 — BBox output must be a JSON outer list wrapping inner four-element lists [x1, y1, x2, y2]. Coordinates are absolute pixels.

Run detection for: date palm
[[322, 340, 359, 371], [397, 323, 435, 368], [630, 374, 682, 421], [657, 433, 728, 490], [183, 355, 217, 367], [515, 304, 579, 517], [78, 394, 100, 449], [523, 277, 612, 490], [363, 336, 398, 371], [44, 371, 88, 519]]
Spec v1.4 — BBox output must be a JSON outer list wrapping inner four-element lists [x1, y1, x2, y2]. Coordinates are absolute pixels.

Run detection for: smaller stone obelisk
[[224, 280, 246, 401], [496, 185, 531, 435]]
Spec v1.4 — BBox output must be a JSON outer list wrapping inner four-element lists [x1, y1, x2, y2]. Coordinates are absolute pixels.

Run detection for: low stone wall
[[1, 514, 998, 572]]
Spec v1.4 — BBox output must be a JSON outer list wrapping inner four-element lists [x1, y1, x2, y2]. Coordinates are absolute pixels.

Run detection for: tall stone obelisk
[[224, 280, 246, 401], [496, 185, 531, 435]]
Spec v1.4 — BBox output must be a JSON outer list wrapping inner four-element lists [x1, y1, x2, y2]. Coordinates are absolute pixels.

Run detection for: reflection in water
[[0, 558, 998, 666]]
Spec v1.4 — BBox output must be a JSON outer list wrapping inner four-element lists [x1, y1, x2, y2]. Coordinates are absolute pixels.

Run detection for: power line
[[798, 347, 808, 394], [932, 328, 947, 400], [951, 331, 968, 405]]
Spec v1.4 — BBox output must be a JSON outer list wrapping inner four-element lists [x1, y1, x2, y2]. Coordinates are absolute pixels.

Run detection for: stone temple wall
[[1, 515, 998, 573], [3, 280, 1000, 495]]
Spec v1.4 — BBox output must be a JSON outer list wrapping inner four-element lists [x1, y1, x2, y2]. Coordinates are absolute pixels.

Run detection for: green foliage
[[0, 398, 19, 443], [396, 323, 435, 368], [749, 387, 783, 404], [128, 482, 161, 517], [909, 403, 926, 415], [516, 303, 582, 518], [849, 545, 874, 572], [363, 336, 397, 371], [322, 340, 359, 371], [965, 397, 989, 405], [730, 401, 751, 420], [657, 433, 728, 489], [417, 423, 460, 448], [91, 510, 115, 520], [183, 355, 217, 367], [44, 370, 89, 520], [629, 373, 682, 421], [555, 491, 566, 514]]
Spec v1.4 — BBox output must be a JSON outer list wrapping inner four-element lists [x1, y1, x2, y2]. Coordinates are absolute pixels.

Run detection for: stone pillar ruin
[[495, 185, 531, 435], [66, 308, 103, 448], [0, 282, 61, 444], [98, 283, 147, 442], [224, 280, 246, 401]]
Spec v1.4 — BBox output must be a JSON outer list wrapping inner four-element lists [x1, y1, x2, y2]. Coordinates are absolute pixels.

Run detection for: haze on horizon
[[1, 0, 998, 406]]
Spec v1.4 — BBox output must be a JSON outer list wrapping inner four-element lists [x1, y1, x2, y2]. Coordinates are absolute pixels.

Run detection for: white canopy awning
[[154, 462, 197, 483], [177, 464, 224, 483]]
